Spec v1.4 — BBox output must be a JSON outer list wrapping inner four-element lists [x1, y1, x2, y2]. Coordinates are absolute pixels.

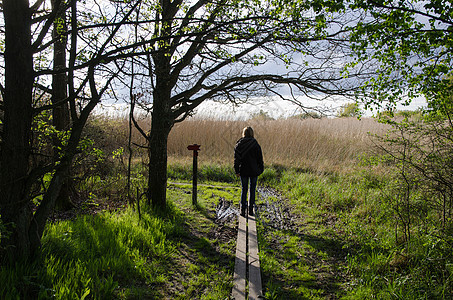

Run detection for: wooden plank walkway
[[232, 214, 263, 299], [248, 215, 262, 300], [232, 215, 247, 299]]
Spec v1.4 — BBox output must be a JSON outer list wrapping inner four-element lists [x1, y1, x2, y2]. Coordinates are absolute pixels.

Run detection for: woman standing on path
[[234, 127, 264, 217]]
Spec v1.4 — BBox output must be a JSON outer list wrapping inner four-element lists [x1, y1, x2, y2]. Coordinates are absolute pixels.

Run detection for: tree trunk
[[147, 112, 173, 209], [0, 0, 34, 261], [143, 0, 180, 210], [51, 0, 72, 211], [148, 35, 174, 209], [148, 94, 174, 209]]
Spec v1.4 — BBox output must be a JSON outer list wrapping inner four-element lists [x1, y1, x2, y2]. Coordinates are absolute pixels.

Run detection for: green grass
[[168, 161, 283, 187], [2, 160, 452, 299], [168, 162, 238, 183], [256, 183, 346, 299], [256, 166, 453, 299], [0, 185, 237, 299], [167, 162, 453, 299], [1, 207, 179, 299]]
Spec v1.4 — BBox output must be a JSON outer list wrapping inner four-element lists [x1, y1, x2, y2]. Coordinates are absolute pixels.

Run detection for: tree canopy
[[347, 0, 453, 111]]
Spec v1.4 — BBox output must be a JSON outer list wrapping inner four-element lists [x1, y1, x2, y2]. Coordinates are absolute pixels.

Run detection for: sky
[[193, 95, 428, 119], [96, 94, 428, 120]]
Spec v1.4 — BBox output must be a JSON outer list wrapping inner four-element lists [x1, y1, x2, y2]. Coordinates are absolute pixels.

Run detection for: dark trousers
[[240, 176, 257, 211]]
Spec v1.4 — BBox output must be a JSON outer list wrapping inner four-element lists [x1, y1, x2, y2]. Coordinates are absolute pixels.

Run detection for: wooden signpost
[[187, 144, 200, 205]]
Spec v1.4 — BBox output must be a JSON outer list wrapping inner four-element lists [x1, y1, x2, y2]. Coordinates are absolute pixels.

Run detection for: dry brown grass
[[167, 117, 389, 171], [86, 113, 389, 172]]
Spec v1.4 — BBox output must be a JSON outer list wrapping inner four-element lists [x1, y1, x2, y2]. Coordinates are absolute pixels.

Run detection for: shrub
[[337, 102, 362, 118]]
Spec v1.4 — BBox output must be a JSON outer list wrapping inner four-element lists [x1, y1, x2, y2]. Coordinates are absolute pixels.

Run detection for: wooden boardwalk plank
[[232, 215, 247, 299], [248, 215, 263, 300]]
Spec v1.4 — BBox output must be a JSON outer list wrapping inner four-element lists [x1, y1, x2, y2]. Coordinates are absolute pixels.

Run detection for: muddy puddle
[[215, 197, 239, 224], [214, 186, 295, 231], [255, 186, 296, 231]]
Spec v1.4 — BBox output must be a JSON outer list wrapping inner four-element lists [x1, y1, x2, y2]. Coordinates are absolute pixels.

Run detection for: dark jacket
[[234, 137, 264, 177]]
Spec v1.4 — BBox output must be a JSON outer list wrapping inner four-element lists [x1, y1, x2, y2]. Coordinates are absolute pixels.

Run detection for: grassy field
[[2, 115, 452, 299]]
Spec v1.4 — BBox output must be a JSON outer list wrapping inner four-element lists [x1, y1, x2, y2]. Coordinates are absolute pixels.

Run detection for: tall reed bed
[[85, 114, 389, 171], [168, 117, 389, 171]]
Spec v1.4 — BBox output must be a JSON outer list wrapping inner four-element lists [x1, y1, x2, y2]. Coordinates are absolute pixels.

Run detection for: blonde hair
[[242, 126, 254, 138]]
